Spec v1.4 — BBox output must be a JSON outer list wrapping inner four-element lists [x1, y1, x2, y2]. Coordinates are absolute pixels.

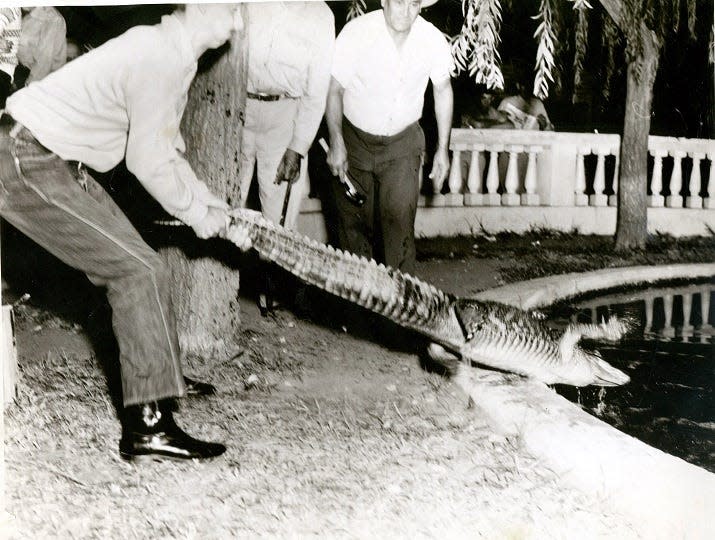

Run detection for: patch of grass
[[417, 231, 715, 284]]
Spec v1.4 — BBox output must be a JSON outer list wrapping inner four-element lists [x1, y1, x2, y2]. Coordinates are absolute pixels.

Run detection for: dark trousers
[[0, 71, 12, 109], [332, 118, 425, 274], [0, 123, 186, 406]]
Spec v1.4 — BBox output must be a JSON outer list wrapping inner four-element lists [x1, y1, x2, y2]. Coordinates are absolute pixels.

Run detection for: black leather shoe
[[119, 401, 226, 462], [183, 376, 216, 396]]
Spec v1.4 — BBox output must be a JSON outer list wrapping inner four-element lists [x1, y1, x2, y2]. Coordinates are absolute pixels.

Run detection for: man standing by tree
[[326, 0, 453, 274], [0, 4, 251, 462], [238, 1, 334, 313]]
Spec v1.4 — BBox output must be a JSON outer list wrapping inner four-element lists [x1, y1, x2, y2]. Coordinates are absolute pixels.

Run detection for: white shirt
[[246, 1, 334, 155], [332, 9, 452, 136], [7, 14, 213, 226]]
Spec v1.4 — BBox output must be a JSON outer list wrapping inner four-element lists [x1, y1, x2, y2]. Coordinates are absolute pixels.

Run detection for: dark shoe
[[119, 401, 226, 462], [258, 293, 283, 316], [184, 376, 216, 397]]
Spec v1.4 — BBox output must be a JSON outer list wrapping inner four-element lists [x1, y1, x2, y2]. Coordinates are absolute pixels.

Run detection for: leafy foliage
[[572, 4, 589, 103], [451, 0, 505, 90], [533, 0, 558, 98], [601, 12, 621, 102], [347, 0, 367, 22], [448, 0, 706, 101]]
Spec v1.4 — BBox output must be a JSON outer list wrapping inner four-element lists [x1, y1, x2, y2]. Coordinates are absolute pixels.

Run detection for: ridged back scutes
[[229, 210, 454, 330]]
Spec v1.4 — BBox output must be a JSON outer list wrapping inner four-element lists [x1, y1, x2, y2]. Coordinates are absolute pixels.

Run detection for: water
[[547, 280, 715, 473]]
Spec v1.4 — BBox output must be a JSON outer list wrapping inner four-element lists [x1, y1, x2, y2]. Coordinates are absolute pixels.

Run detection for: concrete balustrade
[[295, 130, 715, 242]]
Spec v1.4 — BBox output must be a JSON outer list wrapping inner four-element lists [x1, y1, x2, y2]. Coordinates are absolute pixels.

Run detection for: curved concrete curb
[[456, 263, 715, 540], [474, 262, 715, 310]]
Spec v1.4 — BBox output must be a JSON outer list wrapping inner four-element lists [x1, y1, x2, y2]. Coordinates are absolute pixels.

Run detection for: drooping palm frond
[[601, 12, 621, 102], [347, 0, 366, 22], [451, 0, 505, 90], [686, 0, 697, 39], [566, 0, 593, 9], [671, 0, 681, 33], [532, 0, 557, 99], [572, 4, 589, 103]]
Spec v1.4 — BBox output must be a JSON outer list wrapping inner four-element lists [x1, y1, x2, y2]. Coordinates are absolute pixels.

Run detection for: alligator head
[[228, 210, 630, 387]]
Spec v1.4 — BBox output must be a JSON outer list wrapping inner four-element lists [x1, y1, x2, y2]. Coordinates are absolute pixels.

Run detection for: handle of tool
[[318, 138, 359, 192], [279, 178, 293, 227]]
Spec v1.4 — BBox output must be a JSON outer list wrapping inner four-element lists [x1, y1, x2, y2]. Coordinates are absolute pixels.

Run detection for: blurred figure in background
[[0, 7, 21, 108], [460, 85, 509, 130], [497, 80, 554, 131], [17, 6, 68, 85], [238, 1, 335, 315]]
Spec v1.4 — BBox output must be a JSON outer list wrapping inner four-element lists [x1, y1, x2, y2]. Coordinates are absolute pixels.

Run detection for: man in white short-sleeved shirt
[[326, 0, 453, 274]]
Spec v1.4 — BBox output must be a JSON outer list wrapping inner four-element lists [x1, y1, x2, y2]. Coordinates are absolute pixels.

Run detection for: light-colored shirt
[[497, 95, 553, 131], [332, 9, 452, 136], [17, 7, 67, 84], [246, 1, 334, 155], [0, 7, 22, 78], [7, 14, 213, 226]]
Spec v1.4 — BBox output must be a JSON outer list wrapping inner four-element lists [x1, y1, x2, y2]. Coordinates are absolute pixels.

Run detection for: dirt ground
[[3, 233, 663, 539]]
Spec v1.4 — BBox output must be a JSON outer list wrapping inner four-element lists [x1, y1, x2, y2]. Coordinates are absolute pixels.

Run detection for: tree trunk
[[614, 31, 659, 252], [160, 7, 248, 358]]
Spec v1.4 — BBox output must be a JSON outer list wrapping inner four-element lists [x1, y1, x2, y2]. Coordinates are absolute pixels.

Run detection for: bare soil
[[4, 232, 712, 539]]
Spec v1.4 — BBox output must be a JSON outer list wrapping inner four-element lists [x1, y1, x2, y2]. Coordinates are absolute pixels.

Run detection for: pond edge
[[456, 263, 715, 540]]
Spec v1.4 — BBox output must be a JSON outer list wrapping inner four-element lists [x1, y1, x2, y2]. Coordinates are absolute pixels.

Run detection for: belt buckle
[[248, 92, 282, 102]]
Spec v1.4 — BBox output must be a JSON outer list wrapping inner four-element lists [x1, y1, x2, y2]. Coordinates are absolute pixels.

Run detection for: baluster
[[589, 149, 608, 206], [705, 153, 715, 209], [666, 150, 686, 208], [502, 145, 522, 206], [699, 290, 713, 344], [484, 147, 502, 206], [444, 149, 464, 206], [648, 149, 666, 207], [685, 152, 704, 208], [608, 151, 619, 207], [575, 147, 589, 206], [662, 293, 675, 338], [643, 295, 654, 334], [465, 146, 485, 206], [682, 292, 694, 339], [701, 288, 712, 328], [521, 146, 541, 206]]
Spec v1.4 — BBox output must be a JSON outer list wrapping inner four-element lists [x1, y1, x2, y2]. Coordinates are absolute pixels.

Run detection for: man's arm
[[276, 12, 335, 185], [287, 13, 334, 158], [124, 56, 228, 238], [26, 16, 67, 84], [325, 76, 348, 178], [429, 78, 453, 187]]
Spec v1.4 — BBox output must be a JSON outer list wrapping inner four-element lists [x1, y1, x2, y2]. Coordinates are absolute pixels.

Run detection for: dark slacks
[[0, 123, 186, 406], [332, 118, 425, 274]]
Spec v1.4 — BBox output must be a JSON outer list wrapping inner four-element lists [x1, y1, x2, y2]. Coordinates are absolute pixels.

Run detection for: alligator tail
[[230, 210, 456, 337]]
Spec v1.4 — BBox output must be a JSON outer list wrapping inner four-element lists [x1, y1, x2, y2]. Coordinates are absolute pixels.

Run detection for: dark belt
[[247, 92, 285, 102]]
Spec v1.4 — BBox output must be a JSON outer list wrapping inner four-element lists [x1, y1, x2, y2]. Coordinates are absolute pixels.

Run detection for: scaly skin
[[228, 210, 630, 387]]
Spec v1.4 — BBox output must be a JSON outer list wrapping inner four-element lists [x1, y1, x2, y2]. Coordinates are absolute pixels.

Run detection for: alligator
[[226, 209, 631, 387]]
